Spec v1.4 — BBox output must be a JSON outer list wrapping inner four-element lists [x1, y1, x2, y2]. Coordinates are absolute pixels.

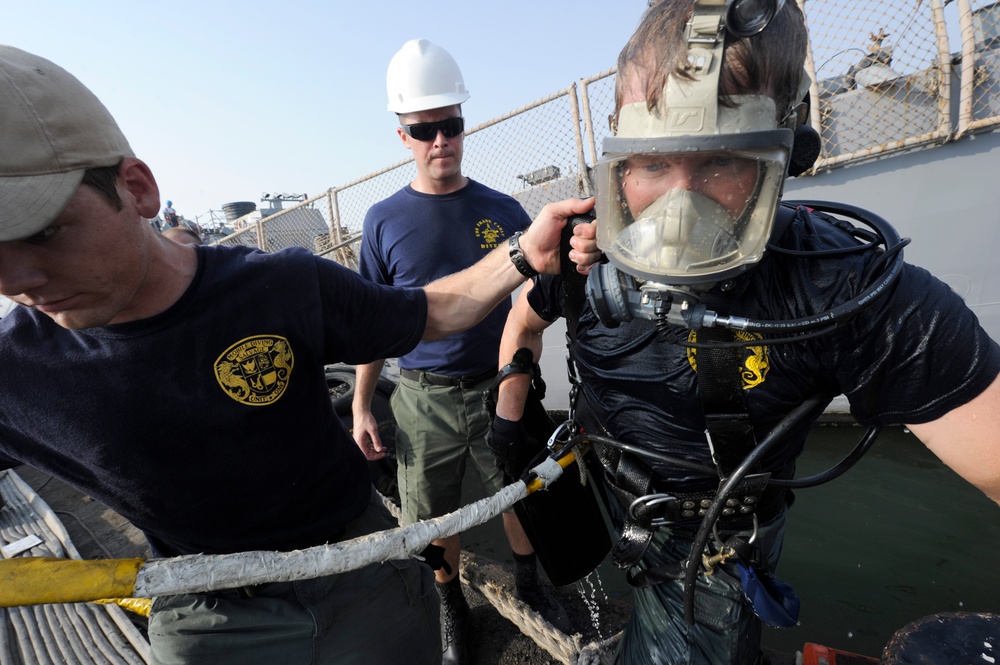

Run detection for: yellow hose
[[0, 557, 144, 607], [93, 596, 152, 617], [525, 452, 576, 494]]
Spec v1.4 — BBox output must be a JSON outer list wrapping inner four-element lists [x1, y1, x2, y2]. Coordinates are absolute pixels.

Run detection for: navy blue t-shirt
[[529, 206, 1000, 491], [0, 245, 426, 556], [359, 179, 532, 376]]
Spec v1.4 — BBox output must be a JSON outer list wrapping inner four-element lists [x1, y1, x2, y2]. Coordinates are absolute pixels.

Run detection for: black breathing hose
[[724, 202, 907, 336], [770, 425, 880, 488]]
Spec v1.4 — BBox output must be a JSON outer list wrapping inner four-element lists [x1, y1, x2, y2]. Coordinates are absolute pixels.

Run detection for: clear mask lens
[[595, 146, 788, 284]]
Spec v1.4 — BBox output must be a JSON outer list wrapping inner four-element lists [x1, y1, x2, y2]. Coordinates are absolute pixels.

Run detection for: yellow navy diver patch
[[214, 335, 294, 405], [685, 330, 770, 390], [474, 218, 505, 250]]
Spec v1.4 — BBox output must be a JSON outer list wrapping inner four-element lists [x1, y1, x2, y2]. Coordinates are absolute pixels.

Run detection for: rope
[[472, 577, 583, 664], [576, 633, 625, 665], [378, 490, 402, 522], [463, 553, 580, 665], [461, 551, 621, 665]]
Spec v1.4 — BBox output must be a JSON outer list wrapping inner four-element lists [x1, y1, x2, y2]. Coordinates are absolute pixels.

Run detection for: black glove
[[486, 414, 534, 480], [417, 543, 451, 574]]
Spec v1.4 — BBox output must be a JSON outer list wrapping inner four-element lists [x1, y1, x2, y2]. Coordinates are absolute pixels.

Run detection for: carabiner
[[546, 420, 576, 453]]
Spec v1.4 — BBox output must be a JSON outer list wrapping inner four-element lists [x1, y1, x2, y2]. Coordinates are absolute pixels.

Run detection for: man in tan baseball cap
[[0, 45, 135, 242], [0, 44, 599, 664], [0, 45, 177, 331]]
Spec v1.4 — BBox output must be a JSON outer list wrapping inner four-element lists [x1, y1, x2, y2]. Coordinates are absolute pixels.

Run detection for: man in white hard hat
[[353, 38, 583, 663], [0, 43, 598, 664]]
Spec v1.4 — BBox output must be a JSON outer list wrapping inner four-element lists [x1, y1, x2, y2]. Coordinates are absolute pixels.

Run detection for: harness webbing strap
[[607, 453, 656, 569], [695, 325, 760, 479]]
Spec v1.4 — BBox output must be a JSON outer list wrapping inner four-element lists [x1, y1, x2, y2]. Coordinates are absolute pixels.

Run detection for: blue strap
[[736, 561, 801, 628]]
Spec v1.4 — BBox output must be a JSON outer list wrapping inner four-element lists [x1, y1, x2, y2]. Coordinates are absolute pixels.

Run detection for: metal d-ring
[[546, 420, 576, 453], [628, 493, 676, 522]]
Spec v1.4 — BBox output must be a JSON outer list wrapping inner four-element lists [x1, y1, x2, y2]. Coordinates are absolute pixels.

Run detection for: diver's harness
[[551, 201, 906, 626]]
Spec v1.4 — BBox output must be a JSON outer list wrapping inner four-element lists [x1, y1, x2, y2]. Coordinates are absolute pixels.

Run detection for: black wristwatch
[[507, 231, 538, 278]]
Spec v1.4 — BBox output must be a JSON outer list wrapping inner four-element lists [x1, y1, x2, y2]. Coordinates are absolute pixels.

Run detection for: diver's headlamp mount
[[685, 0, 787, 38], [683, 0, 789, 83], [722, 0, 788, 38]]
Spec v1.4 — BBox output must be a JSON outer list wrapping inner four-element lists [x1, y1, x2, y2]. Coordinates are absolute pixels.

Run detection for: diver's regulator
[[585, 265, 737, 331], [584, 200, 908, 342]]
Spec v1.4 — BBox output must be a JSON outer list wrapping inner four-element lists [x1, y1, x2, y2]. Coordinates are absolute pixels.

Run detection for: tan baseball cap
[[0, 45, 135, 242]]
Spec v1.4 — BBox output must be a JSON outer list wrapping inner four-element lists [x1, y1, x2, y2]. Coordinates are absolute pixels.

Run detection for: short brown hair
[[80, 162, 124, 210], [615, 0, 808, 122]]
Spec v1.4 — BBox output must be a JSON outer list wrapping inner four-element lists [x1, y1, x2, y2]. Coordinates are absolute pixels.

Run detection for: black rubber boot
[[436, 577, 470, 665], [513, 552, 574, 635]]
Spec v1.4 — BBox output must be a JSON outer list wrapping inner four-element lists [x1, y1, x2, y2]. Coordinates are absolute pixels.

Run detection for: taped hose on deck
[[0, 457, 572, 607]]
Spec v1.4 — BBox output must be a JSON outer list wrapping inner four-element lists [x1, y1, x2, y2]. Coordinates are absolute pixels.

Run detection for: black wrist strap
[[497, 347, 536, 385], [508, 232, 538, 278]]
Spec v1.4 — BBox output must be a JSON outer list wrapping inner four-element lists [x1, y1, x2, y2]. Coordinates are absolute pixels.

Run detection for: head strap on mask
[[617, 1, 781, 141]]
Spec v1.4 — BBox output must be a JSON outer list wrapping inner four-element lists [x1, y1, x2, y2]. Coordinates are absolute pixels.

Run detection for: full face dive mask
[[595, 136, 791, 285], [588, 0, 803, 327]]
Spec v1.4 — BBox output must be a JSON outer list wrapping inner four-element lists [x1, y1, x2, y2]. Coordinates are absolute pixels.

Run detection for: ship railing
[[208, 0, 1000, 268]]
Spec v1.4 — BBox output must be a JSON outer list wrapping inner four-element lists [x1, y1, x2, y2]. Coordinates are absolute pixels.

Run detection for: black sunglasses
[[401, 116, 465, 141]]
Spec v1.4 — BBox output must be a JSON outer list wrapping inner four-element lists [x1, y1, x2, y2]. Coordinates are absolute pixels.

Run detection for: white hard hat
[[386, 39, 470, 114]]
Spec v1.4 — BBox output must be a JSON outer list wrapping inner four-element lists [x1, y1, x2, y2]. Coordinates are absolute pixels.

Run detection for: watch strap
[[507, 231, 538, 278]]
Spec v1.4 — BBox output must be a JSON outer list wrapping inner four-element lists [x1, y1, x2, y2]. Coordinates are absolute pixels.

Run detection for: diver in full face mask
[[488, 1, 1000, 664], [592, 0, 798, 292]]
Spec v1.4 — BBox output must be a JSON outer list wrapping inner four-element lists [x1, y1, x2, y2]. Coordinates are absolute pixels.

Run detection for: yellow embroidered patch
[[685, 329, 770, 390], [474, 218, 505, 250], [214, 335, 294, 405]]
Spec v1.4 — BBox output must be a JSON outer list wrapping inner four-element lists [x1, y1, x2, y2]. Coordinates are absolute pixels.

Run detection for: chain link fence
[[802, 0, 953, 166], [212, 0, 998, 265], [960, 0, 1000, 134]]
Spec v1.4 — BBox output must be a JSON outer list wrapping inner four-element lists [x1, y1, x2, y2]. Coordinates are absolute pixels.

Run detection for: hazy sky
[[4, 1, 648, 222]]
